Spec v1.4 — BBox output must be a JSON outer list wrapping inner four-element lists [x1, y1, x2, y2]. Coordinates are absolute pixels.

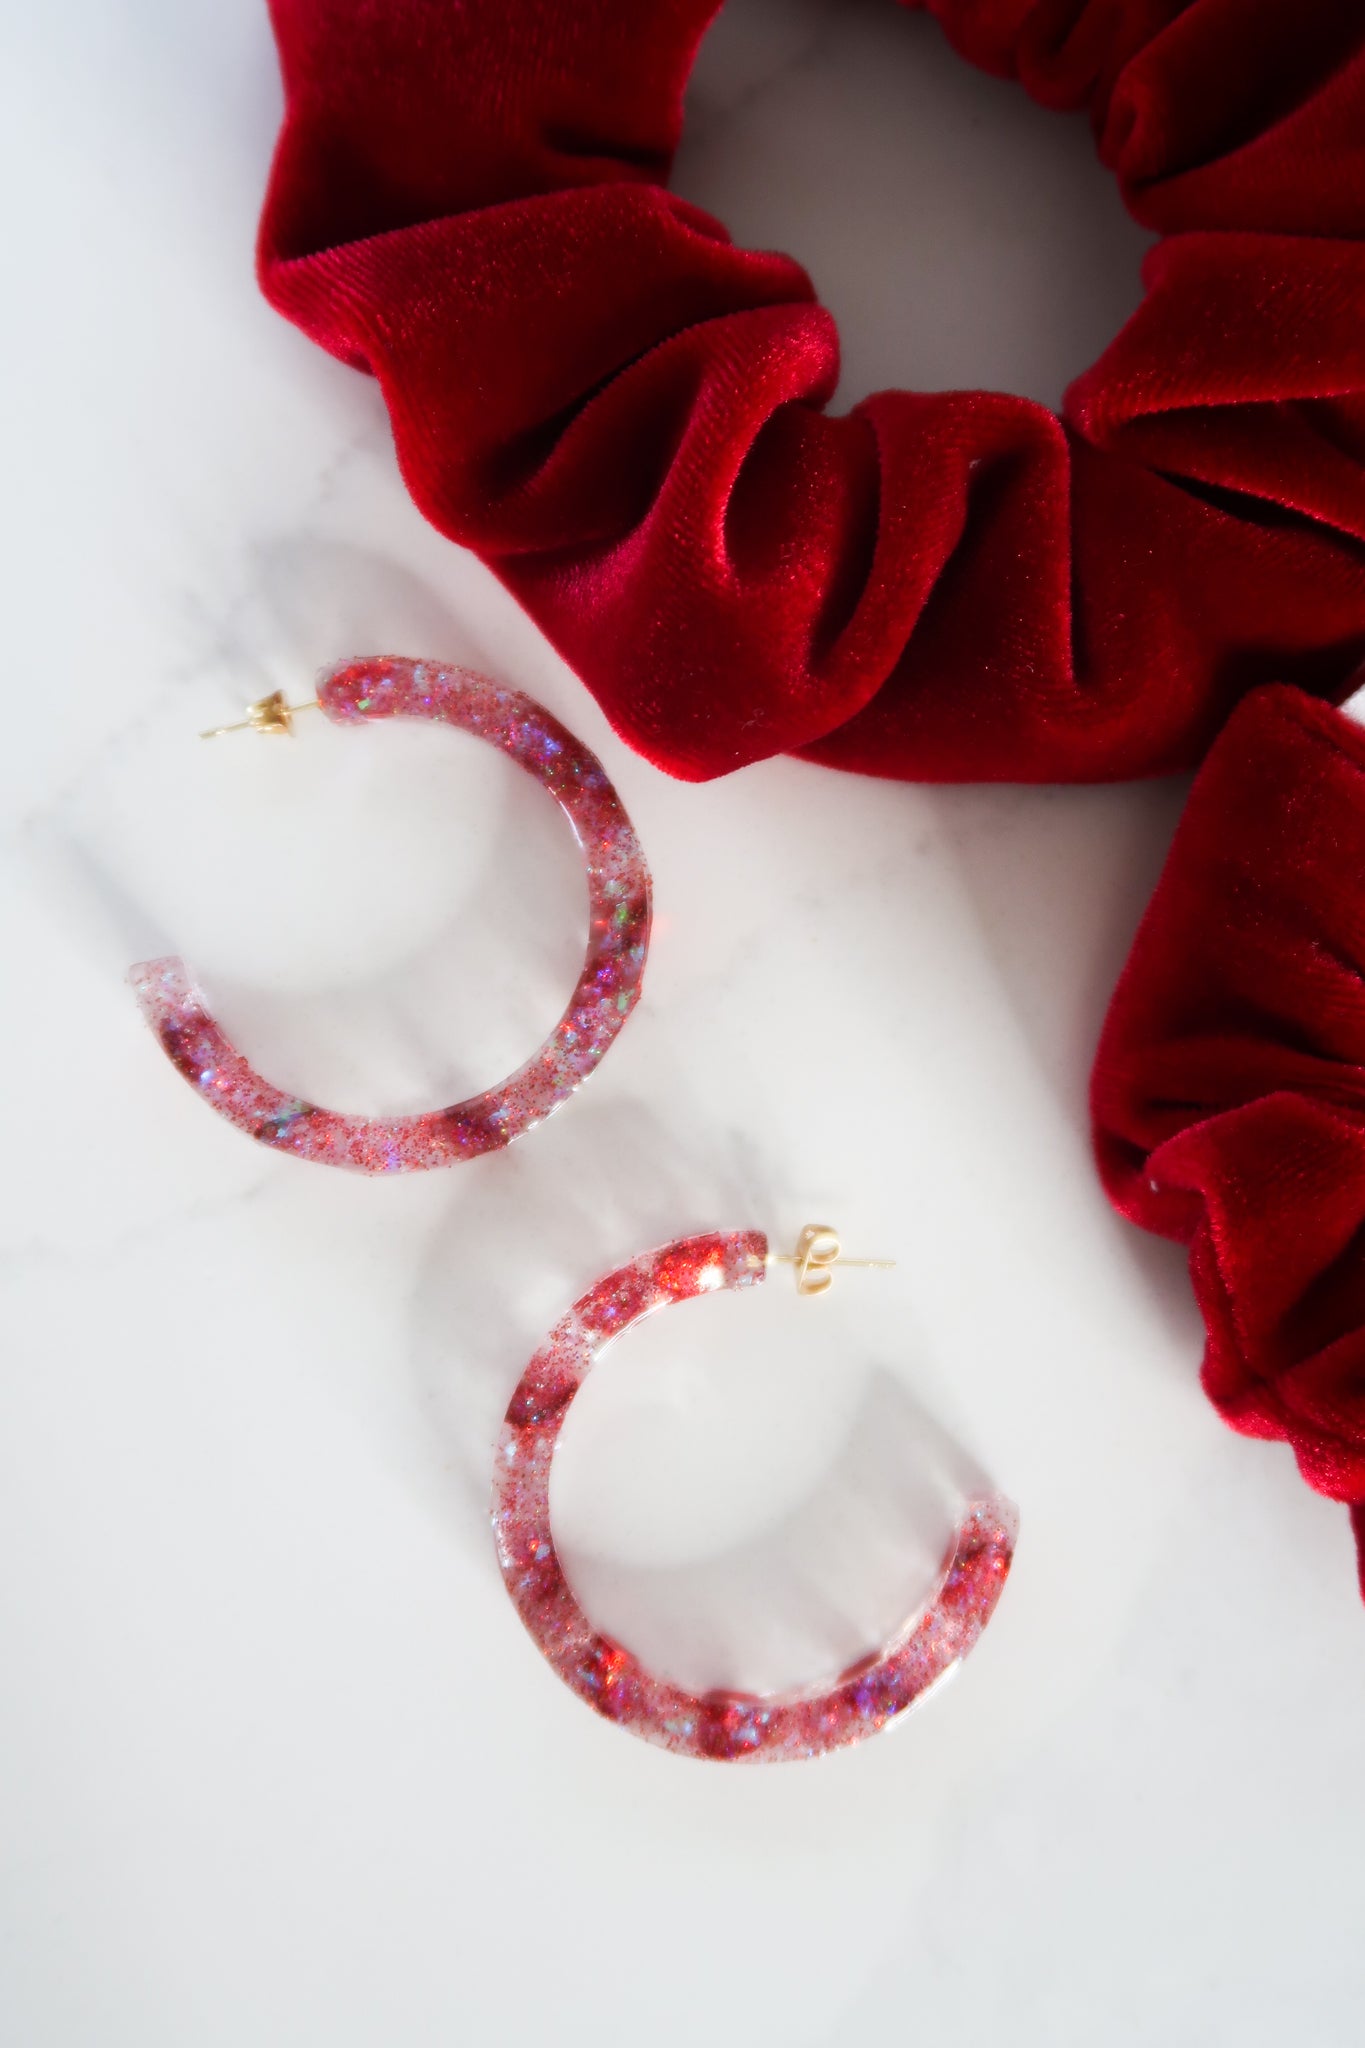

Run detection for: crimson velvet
[[258, 0, 1365, 1591], [1095, 689, 1365, 1592], [258, 0, 1365, 782]]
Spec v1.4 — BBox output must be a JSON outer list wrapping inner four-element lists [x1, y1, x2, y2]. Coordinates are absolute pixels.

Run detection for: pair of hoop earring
[[134, 654, 1016, 1763]]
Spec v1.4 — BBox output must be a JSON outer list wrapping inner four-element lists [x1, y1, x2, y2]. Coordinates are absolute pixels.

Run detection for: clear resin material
[[493, 1230, 1017, 1762], [130, 657, 651, 1172]]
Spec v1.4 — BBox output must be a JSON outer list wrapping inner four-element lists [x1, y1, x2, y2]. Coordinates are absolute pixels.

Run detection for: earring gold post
[[199, 690, 321, 740], [768, 1224, 896, 1297]]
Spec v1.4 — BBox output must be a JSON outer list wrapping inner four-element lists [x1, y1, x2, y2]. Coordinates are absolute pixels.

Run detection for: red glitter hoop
[[493, 1229, 1017, 1762], [130, 657, 651, 1173]]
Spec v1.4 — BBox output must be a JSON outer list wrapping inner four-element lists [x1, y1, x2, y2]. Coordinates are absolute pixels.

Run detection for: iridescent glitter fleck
[[493, 1231, 1017, 1763], [129, 657, 651, 1173]]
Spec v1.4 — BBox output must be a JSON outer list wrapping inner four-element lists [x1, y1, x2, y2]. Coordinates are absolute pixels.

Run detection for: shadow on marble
[[929, 776, 1204, 1361], [219, 531, 510, 703]]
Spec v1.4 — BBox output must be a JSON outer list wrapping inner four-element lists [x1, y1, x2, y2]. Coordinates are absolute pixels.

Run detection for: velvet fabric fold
[[1093, 687, 1365, 1593], [258, 0, 1365, 780]]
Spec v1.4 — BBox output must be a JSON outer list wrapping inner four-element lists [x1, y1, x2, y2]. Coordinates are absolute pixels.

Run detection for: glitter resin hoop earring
[[494, 1227, 1017, 1762], [129, 657, 651, 1173]]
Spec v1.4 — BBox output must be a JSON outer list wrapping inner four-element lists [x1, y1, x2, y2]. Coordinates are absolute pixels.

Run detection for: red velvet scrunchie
[[1094, 686, 1365, 1594], [258, 0, 1365, 782]]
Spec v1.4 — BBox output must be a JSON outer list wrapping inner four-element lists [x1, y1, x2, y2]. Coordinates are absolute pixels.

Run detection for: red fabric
[[257, 0, 1365, 782], [1093, 686, 1365, 1594], [256, 1, 1365, 1594]]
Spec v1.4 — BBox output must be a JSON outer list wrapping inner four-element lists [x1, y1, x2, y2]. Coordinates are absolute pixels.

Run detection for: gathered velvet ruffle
[[1094, 685, 1365, 1591]]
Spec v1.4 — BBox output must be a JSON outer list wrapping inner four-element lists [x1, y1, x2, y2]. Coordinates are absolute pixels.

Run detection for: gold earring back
[[199, 689, 320, 740], [768, 1224, 895, 1297]]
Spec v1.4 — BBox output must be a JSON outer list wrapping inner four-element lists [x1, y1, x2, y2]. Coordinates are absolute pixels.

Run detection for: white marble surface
[[4, 2, 1364, 2042]]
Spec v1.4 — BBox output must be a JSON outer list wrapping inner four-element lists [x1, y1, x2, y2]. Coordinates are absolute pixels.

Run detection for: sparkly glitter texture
[[493, 1231, 1017, 1763], [129, 658, 651, 1172]]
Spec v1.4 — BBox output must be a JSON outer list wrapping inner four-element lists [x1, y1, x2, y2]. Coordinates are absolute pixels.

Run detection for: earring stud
[[768, 1223, 895, 1296], [198, 689, 321, 739]]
